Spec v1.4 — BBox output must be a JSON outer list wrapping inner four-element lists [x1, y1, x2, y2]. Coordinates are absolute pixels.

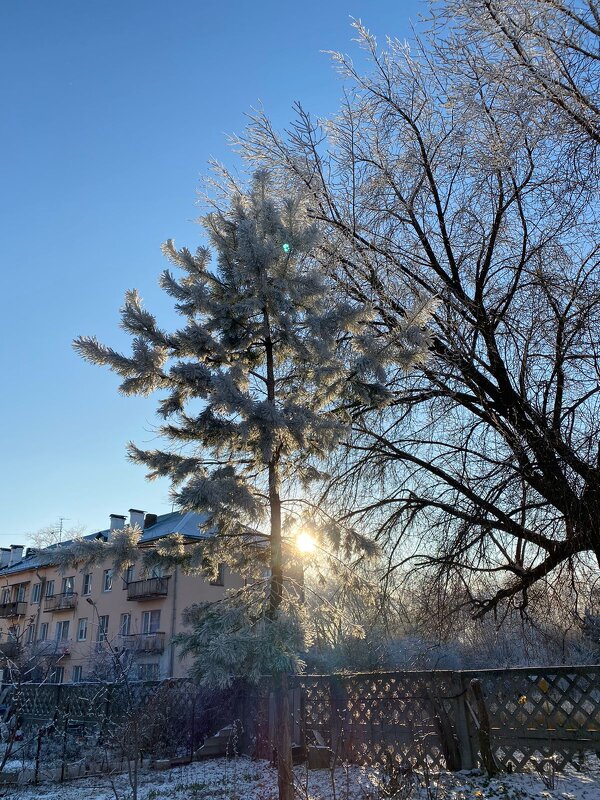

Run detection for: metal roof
[[0, 511, 212, 578]]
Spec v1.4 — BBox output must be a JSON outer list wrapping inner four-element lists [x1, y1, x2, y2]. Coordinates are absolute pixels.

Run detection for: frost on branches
[[72, 170, 432, 679], [71, 169, 435, 800]]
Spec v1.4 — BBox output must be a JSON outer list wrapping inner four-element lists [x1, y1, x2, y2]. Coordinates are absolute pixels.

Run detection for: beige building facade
[[0, 510, 241, 684]]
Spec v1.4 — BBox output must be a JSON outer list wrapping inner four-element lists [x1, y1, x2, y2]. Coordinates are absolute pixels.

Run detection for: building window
[[97, 615, 109, 642], [45, 580, 55, 598], [72, 665, 83, 683], [52, 666, 64, 684], [137, 663, 159, 681], [77, 618, 88, 642], [8, 625, 19, 641], [38, 622, 48, 642], [119, 613, 131, 637], [16, 584, 26, 602], [103, 570, 112, 592], [150, 565, 164, 579], [210, 563, 226, 586], [32, 583, 41, 604], [55, 621, 69, 641], [123, 565, 134, 588], [82, 574, 92, 595], [62, 577, 74, 595], [1, 588, 9, 605], [141, 610, 160, 635], [25, 625, 35, 644]]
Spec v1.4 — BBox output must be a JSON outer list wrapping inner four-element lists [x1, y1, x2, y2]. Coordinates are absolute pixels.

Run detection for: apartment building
[[0, 509, 242, 684]]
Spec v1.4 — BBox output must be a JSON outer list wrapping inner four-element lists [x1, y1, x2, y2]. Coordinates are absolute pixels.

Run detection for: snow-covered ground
[[0, 756, 598, 799]]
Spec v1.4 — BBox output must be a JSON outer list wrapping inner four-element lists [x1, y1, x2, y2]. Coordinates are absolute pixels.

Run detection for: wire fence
[[0, 678, 239, 784]]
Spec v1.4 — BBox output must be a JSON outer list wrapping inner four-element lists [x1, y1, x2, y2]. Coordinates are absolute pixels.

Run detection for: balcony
[[121, 632, 165, 654], [0, 641, 19, 659], [44, 593, 78, 612], [0, 602, 27, 618], [126, 577, 169, 601], [35, 640, 71, 658]]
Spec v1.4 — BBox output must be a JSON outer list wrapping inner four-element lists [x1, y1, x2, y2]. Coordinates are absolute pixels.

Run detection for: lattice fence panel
[[290, 667, 600, 772], [13, 683, 64, 723], [5, 666, 600, 774], [3, 677, 241, 774], [60, 683, 112, 724], [293, 671, 463, 771], [467, 666, 600, 770]]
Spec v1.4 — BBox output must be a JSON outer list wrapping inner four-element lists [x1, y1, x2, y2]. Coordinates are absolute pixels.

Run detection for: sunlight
[[295, 529, 316, 554]]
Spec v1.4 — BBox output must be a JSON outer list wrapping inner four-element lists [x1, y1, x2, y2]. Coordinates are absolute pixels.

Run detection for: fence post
[[55, 682, 62, 719], [290, 683, 301, 748], [268, 688, 276, 760], [427, 678, 461, 771], [99, 683, 112, 746], [59, 702, 69, 782], [470, 678, 499, 776], [454, 672, 475, 770], [34, 724, 43, 784], [329, 675, 346, 764], [299, 682, 307, 755], [236, 683, 251, 757]]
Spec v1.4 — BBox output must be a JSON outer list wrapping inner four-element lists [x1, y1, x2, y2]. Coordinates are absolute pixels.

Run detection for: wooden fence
[[5, 665, 600, 773], [248, 665, 600, 771]]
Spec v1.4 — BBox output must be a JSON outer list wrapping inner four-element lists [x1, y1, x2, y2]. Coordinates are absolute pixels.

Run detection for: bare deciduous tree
[[27, 521, 86, 550], [236, 3, 600, 616], [437, 0, 600, 159]]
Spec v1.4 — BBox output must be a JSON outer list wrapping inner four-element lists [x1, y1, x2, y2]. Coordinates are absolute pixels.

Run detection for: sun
[[295, 530, 316, 554]]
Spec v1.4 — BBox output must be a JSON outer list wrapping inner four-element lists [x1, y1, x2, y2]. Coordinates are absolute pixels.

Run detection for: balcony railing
[[35, 640, 71, 657], [44, 593, 78, 612], [126, 577, 169, 601], [0, 601, 28, 618], [121, 632, 165, 654], [0, 640, 19, 658]]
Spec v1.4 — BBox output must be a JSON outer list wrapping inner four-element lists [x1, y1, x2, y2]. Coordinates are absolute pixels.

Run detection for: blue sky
[[0, 0, 422, 544]]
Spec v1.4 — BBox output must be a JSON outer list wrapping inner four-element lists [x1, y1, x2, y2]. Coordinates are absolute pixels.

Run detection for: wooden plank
[[454, 672, 475, 770], [492, 732, 600, 743]]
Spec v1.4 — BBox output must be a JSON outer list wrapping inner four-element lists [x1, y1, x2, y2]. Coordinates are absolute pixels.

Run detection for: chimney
[[144, 513, 158, 528], [109, 514, 126, 532], [24, 547, 37, 560], [9, 545, 24, 566], [129, 509, 145, 529], [0, 549, 10, 568]]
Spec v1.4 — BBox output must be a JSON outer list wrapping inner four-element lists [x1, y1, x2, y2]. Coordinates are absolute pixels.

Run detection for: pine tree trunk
[[274, 671, 294, 800], [265, 309, 294, 800], [268, 459, 294, 800]]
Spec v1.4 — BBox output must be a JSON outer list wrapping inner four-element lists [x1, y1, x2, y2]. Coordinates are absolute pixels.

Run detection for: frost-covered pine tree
[[72, 169, 432, 799]]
